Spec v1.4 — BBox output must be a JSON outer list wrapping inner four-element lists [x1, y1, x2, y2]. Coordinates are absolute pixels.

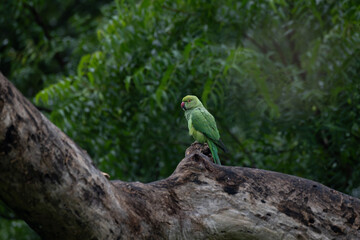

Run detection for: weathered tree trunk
[[0, 73, 359, 240]]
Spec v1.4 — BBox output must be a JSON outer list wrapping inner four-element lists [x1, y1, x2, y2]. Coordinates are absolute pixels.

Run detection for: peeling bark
[[0, 73, 359, 240]]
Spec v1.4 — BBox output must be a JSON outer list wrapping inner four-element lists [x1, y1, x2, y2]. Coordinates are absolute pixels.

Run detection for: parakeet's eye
[[188, 100, 191, 102]]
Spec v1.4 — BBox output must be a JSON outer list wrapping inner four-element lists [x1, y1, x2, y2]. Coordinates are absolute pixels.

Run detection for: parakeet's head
[[181, 95, 203, 110]]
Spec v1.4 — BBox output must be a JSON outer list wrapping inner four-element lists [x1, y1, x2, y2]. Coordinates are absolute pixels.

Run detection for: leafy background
[[1, 0, 359, 238]]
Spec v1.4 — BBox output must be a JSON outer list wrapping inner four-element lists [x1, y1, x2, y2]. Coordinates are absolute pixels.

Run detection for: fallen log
[[0, 73, 359, 239]]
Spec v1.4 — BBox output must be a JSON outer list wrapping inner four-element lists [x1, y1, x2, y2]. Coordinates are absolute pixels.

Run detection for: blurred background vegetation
[[1, 0, 359, 238]]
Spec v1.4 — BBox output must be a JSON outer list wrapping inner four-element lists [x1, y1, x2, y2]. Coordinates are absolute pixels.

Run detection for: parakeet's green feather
[[191, 108, 220, 141], [207, 140, 221, 165], [181, 95, 227, 165], [188, 117, 206, 143]]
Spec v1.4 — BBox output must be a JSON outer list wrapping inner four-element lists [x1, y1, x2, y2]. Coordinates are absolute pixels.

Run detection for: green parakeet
[[181, 95, 227, 165]]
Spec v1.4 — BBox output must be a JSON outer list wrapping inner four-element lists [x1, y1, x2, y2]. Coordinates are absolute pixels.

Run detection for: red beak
[[181, 102, 185, 109]]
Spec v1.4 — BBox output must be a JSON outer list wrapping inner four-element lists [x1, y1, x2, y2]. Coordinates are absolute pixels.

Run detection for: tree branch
[[0, 72, 359, 239], [0, 213, 19, 220], [0, 208, 19, 220], [161, 5, 196, 15], [23, 3, 51, 40], [23, 3, 65, 69], [244, 33, 268, 55], [285, 27, 307, 80], [271, 37, 288, 66], [222, 125, 256, 168], [34, 104, 52, 113]]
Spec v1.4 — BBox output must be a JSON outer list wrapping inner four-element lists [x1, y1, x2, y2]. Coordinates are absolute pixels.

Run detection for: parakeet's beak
[[181, 102, 186, 110]]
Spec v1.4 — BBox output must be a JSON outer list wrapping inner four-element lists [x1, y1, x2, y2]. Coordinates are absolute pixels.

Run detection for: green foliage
[[35, 0, 360, 195], [0, 201, 38, 239], [0, 0, 112, 97], [0, 220, 38, 240], [1, 0, 360, 238], [0, 0, 110, 238]]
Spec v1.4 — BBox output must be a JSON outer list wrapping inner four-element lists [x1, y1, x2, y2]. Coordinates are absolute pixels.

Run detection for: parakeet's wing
[[191, 108, 220, 141]]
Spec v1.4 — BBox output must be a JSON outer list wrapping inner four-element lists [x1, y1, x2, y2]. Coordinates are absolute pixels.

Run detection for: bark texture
[[0, 73, 359, 240]]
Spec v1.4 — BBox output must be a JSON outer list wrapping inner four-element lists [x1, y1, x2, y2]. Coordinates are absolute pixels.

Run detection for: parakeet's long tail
[[207, 140, 221, 165]]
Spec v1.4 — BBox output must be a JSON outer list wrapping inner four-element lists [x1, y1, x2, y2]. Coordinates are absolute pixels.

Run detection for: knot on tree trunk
[[185, 142, 212, 158], [174, 142, 243, 196]]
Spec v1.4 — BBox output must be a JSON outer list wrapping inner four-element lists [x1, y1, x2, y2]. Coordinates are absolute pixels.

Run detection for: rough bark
[[0, 72, 359, 240]]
